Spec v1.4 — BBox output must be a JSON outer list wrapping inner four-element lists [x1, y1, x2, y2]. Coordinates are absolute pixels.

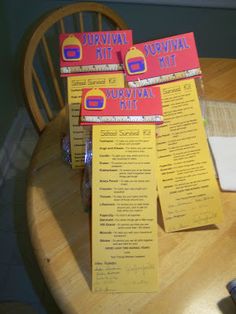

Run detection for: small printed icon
[[143, 129, 151, 136], [62, 35, 82, 61], [125, 47, 147, 75], [184, 83, 191, 90], [84, 89, 106, 110]]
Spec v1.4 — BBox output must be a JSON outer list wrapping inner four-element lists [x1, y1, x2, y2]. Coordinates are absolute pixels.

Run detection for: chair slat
[[41, 35, 64, 109], [59, 19, 65, 33], [32, 66, 54, 120], [98, 13, 102, 31], [79, 12, 84, 32]]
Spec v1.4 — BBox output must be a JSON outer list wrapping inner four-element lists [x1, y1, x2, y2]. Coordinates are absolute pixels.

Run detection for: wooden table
[[27, 59, 236, 314]]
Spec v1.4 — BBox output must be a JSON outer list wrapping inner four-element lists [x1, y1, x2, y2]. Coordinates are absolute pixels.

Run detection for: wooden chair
[[22, 2, 128, 133]]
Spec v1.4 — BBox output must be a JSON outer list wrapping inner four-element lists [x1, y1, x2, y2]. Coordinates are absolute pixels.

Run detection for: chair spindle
[[32, 66, 54, 120], [41, 35, 64, 109], [79, 12, 84, 32], [98, 13, 102, 31], [59, 19, 65, 34]]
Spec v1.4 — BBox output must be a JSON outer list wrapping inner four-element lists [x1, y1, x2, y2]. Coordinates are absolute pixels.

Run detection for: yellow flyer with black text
[[92, 124, 158, 292], [157, 79, 223, 232], [67, 73, 124, 168]]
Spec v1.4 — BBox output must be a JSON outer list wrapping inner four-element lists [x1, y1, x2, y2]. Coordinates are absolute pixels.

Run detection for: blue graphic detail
[[64, 47, 81, 60], [86, 97, 104, 109], [128, 59, 145, 73]]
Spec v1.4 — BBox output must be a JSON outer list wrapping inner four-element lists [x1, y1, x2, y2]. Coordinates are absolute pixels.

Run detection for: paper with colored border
[[60, 30, 132, 76], [122, 32, 201, 87], [80, 87, 163, 125]]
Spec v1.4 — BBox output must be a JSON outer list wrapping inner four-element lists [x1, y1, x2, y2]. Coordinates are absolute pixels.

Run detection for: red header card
[[122, 32, 201, 87], [80, 87, 163, 125], [60, 30, 132, 76]]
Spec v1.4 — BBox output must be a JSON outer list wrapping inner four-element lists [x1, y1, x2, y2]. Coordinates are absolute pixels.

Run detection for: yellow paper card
[[92, 125, 158, 292], [67, 73, 124, 168], [156, 79, 223, 232]]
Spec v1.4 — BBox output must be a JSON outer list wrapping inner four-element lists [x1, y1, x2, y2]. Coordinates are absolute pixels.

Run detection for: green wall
[[1, 0, 236, 148], [0, 1, 18, 147], [6, 1, 236, 58]]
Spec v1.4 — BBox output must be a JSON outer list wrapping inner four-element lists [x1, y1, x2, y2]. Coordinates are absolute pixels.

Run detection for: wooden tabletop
[[27, 58, 236, 314]]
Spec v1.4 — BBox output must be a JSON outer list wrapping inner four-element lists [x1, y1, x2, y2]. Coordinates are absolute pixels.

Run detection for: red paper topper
[[80, 87, 163, 125], [60, 30, 132, 76], [122, 32, 201, 87]]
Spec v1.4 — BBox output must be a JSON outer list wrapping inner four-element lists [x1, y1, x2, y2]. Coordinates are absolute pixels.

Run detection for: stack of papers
[[206, 100, 236, 191]]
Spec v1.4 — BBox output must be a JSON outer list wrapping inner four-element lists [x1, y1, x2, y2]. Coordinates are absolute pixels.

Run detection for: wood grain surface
[[27, 59, 236, 314]]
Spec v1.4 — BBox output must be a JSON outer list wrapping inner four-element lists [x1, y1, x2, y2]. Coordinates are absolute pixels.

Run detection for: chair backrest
[[22, 2, 128, 133]]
